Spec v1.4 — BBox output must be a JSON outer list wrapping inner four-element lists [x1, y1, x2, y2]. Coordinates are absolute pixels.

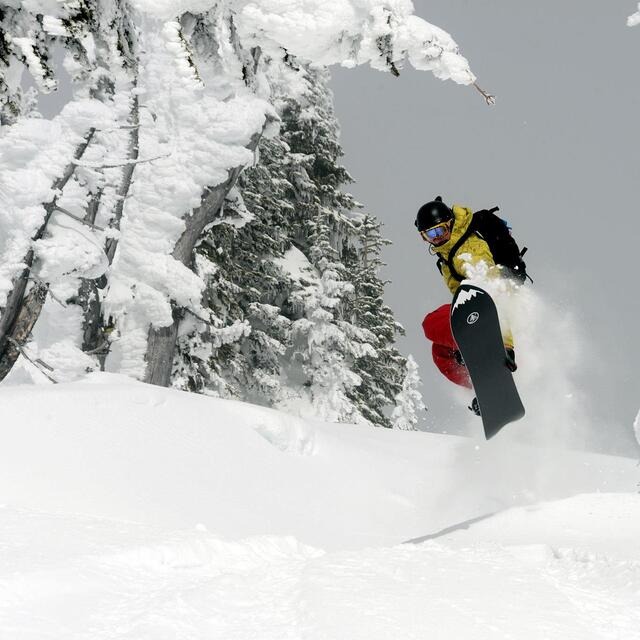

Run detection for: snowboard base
[[450, 284, 525, 439]]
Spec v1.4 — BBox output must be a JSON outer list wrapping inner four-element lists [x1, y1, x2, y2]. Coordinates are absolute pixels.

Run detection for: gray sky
[[330, 1, 640, 454]]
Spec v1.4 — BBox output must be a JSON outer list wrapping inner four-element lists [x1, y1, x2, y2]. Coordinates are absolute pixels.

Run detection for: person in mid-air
[[416, 196, 528, 414]]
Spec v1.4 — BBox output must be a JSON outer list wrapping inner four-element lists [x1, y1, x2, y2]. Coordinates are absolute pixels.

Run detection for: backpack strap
[[434, 207, 504, 282], [441, 216, 480, 283]]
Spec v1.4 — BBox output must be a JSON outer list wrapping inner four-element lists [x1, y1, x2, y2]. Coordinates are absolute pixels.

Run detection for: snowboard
[[450, 283, 525, 439]]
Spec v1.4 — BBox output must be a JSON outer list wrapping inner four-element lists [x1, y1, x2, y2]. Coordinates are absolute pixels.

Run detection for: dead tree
[[0, 128, 96, 382], [76, 92, 141, 364]]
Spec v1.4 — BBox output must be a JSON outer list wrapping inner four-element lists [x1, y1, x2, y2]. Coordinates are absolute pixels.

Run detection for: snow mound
[[408, 493, 640, 558], [0, 373, 637, 550], [106, 531, 322, 573]]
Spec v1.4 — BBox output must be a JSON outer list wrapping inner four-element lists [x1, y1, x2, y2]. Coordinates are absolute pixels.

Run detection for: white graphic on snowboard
[[453, 287, 484, 312]]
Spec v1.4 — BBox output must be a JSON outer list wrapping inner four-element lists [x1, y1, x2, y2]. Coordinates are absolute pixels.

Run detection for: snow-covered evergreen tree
[[391, 355, 426, 431], [344, 215, 408, 427], [174, 65, 412, 426], [291, 213, 363, 423], [174, 133, 296, 404], [281, 68, 368, 422], [0, 5, 56, 124]]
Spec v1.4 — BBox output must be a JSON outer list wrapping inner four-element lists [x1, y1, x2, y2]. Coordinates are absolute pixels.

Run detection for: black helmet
[[415, 196, 453, 231]]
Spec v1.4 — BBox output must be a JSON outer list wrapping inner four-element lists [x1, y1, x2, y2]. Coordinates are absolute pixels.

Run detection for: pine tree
[[392, 355, 426, 430], [280, 67, 370, 422], [290, 207, 364, 423], [345, 215, 407, 427], [0, 2, 137, 123], [175, 133, 297, 405], [177, 62, 413, 426], [0, 6, 56, 124]]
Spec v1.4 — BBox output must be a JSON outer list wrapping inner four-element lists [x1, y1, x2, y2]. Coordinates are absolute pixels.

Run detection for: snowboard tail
[[450, 284, 525, 439]]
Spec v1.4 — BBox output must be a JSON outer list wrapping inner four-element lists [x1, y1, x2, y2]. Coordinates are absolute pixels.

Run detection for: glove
[[509, 260, 527, 284]]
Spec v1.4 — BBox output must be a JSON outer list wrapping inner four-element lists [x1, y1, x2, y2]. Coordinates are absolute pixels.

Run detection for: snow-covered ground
[[1, 374, 639, 638]]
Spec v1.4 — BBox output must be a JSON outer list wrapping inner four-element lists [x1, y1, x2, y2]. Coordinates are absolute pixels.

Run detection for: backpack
[[436, 207, 529, 284]]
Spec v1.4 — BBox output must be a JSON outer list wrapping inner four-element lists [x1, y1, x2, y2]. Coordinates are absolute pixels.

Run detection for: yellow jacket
[[434, 205, 513, 348], [434, 205, 496, 295]]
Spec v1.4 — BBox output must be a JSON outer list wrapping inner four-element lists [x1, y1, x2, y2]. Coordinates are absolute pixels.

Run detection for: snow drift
[[0, 373, 637, 548]]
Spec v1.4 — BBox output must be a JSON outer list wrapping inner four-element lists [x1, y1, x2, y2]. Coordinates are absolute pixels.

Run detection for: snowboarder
[[416, 196, 528, 414]]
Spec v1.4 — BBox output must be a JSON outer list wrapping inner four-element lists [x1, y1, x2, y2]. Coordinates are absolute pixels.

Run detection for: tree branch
[[473, 82, 496, 106], [55, 206, 106, 231], [81, 88, 141, 364], [95, 124, 142, 133], [73, 153, 168, 170], [105, 91, 140, 265], [7, 337, 58, 384]]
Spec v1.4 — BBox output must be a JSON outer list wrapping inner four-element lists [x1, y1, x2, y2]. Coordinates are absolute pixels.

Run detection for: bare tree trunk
[[105, 93, 140, 266], [143, 129, 264, 386], [80, 92, 140, 364], [73, 186, 106, 358], [0, 282, 49, 380], [144, 306, 183, 386], [76, 277, 103, 355], [0, 128, 96, 382], [172, 155, 252, 264]]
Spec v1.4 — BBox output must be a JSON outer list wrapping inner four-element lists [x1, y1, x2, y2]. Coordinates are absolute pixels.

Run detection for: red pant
[[422, 304, 472, 389]]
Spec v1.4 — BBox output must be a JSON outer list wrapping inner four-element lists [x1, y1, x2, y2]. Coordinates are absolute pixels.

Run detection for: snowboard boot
[[469, 396, 481, 416], [505, 347, 517, 372]]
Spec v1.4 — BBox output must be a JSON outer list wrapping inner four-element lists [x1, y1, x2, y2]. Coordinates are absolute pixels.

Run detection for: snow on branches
[[127, 0, 474, 84], [392, 355, 426, 430], [234, 0, 475, 84]]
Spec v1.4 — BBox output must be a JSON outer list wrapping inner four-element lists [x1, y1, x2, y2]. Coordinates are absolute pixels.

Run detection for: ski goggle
[[419, 222, 450, 242]]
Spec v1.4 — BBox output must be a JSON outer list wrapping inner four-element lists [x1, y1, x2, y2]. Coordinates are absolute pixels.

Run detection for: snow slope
[[1, 375, 639, 638]]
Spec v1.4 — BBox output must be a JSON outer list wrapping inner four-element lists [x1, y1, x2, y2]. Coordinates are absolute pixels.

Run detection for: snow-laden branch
[[55, 206, 106, 232], [6, 337, 58, 383], [629, 3, 640, 26], [72, 154, 169, 169], [132, 0, 475, 86], [234, 0, 475, 84]]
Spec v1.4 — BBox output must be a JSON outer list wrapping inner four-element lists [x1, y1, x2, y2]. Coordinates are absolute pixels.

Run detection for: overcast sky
[[330, 1, 640, 453]]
